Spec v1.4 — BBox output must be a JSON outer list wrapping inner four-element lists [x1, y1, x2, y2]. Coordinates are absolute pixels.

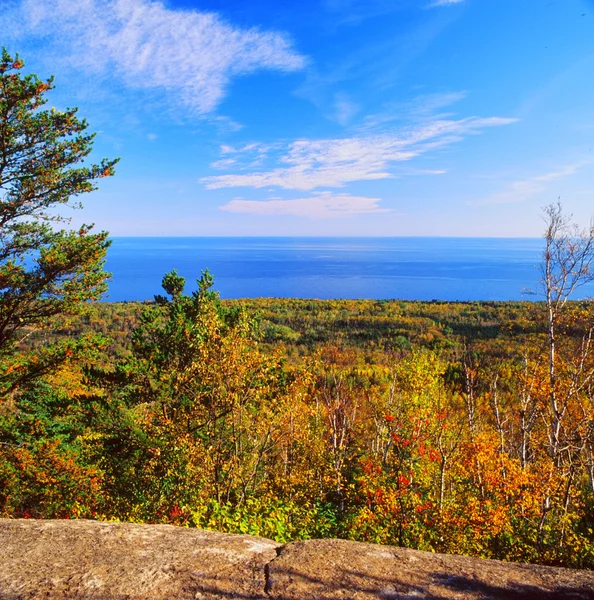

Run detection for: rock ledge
[[1, 519, 593, 599]]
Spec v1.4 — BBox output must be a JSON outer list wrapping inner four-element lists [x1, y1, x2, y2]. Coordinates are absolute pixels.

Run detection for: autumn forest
[[1, 51, 594, 571]]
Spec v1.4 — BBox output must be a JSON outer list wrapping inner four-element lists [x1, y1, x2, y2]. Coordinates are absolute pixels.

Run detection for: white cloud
[[430, 0, 465, 6], [357, 91, 467, 133], [203, 116, 517, 191], [2, 0, 305, 113], [210, 116, 244, 133], [210, 158, 238, 170], [406, 91, 468, 117], [221, 143, 272, 156], [469, 162, 591, 205], [220, 192, 390, 218], [211, 142, 273, 170]]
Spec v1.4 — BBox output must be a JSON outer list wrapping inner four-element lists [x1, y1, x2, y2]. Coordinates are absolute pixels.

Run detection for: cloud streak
[[430, 0, 465, 6], [469, 162, 591, 205], [203, 116, 517, 191], [1, 0, 305, 113], [220, 192, 390, 218]]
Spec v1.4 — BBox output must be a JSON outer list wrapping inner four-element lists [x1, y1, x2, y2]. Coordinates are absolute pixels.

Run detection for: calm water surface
[[103, 237, 594, 302]]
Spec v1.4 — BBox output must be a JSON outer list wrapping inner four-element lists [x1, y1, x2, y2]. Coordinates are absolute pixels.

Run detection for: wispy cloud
[[203, 116, 517, 191], [469, 162, 591, 205], [430, 0, 465, 6], [210, 158, 238, 170], [333, 93, 360, 126], [359, 91, 468, 132], [405, 91, 469, 117], [211, 143, 273, 170], [220, 192, 390, 218], [323, 0, 407, 26], [219, 143, 273, 156], [1, 0, 305, 113]]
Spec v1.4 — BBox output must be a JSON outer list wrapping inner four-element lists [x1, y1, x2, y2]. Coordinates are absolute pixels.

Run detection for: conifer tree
[[0, 49, 117, 392]]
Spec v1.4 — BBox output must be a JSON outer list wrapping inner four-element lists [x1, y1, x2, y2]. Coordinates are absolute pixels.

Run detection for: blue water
[[102, 237, 594, 302]]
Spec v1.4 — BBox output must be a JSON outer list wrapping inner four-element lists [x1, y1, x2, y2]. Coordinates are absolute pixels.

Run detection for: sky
[[1, 0, 594, 237]]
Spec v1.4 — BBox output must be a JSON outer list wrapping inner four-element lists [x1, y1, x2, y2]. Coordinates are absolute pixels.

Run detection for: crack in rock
[[263, 545, 284, 598]]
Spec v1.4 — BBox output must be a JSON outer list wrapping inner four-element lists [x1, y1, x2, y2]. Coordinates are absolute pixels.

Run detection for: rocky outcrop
[[0, 519, 278, 599], [267, 538, 594, 599], [1, 519, 593, 599]]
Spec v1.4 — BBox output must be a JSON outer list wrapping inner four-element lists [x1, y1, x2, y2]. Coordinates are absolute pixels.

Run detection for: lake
[[102, 237, 594, 302]]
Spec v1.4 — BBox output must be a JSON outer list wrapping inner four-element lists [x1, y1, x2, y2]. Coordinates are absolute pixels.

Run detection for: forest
[[3, 281, 594, 569], [1, 50, 594, 570]]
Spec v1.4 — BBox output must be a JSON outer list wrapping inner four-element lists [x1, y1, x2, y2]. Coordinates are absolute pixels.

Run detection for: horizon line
[[106, 234, 545, 239]]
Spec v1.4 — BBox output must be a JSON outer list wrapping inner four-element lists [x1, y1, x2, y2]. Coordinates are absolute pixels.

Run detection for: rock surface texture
[[0, 519, 278, 599], [1, 519, 593, 599]]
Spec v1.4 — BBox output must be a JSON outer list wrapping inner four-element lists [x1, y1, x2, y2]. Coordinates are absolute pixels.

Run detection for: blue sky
[[2, 0, 593, 236]]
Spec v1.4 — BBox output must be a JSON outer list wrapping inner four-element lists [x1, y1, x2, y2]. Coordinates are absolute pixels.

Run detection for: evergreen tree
[[0, 49, 117, 393]]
